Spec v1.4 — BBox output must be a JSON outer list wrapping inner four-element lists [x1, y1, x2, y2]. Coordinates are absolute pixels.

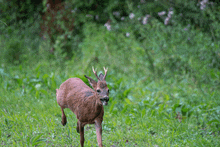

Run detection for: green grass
[[0, 19, 220, 146], [0, 61, 219, 146]]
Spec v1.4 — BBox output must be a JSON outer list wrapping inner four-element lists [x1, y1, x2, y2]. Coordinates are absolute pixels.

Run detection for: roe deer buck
[[56, 67, 109, 147]]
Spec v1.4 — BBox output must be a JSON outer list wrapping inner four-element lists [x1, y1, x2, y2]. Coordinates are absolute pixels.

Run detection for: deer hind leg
[[79, 121, 85, 147], [76, 120, 80, 133], [61, 107, 67, 126]]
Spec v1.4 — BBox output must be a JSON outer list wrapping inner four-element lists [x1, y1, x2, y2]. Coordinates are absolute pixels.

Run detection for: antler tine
[[92, 66, 99, 80], [103, 67, 108, 80]]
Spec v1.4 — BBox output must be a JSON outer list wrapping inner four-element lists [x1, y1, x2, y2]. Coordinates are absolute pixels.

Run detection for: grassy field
[[1, 20, 220, 146], [0, 55, 220, 146], [1, 59, 220, 146]]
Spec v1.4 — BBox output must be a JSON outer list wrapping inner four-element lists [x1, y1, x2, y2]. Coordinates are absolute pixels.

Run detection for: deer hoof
[[76, 127, 79, 133], [61, 120, 67, 126], [76, 124, 79, 133]]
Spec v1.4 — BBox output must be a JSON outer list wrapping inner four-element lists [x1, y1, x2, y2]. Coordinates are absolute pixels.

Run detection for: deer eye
[[97, 89, 101, 93]]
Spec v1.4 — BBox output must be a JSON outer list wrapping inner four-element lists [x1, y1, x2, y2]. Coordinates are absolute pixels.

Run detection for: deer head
[[84, 67, 109, 105]]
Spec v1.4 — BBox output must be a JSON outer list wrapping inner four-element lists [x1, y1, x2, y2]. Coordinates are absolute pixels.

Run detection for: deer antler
[[103, 67, 108, 80], [92, 66, 99, 80]]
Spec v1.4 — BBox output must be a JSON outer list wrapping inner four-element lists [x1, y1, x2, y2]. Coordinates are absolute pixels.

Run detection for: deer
[[56, 67, 109, 147]]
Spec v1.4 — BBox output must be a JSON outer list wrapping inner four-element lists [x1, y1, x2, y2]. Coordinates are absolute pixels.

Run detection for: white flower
[[168, 10, 173, 18], [104, 20, 111, 31], [158, 11, 166, 16], [164, 17, 170, 25], [129, 13, 135, 19], [200, 0, 209, 10], [126, 32, 130, 37], [164, 8, 173, 25], [142, 15, 150, 25]]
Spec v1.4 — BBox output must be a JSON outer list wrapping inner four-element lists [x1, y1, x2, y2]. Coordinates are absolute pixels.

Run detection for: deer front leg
[[79, 121, 85, 147], [95, 120, 103, 147], [61, 107, 67, 126]]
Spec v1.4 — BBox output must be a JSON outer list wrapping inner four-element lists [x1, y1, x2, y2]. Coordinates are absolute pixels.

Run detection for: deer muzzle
[[100, 97, 109, 106]]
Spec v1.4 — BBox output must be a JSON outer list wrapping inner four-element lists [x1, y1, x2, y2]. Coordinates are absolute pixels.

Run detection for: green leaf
[[35, 64, 41, 72], [36, 71, 40, 79], [164, 94, 169, 102], [26, 136, 31, 146], [141, 109, 146, 118], [51, 74, 56, 90], [109, 100, 117, 113], [123, 88, 132, 97], [125, 98, 131, 105], [14, 75, 23, 86], [172, 103, 181, 112], [158, 103, 164, 114], [207, 119, 220, 125], [125, 116, 131, 125], [121, 104, 128, 114], [40, 89, 47, 95], [31, 133, 43, 145], [36, 90, 39, 99]]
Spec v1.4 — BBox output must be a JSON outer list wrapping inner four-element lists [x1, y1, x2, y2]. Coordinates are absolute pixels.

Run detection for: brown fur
[[56, 67, 109, 147]]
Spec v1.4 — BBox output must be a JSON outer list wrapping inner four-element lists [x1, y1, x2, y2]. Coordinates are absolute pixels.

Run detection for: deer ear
[[84, 75, 97, 89], [98, 73, 104, 81]]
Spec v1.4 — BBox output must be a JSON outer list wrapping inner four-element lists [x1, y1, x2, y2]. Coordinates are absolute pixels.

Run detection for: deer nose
[[100, 97, 109, 106], [100, 97, 109, 102]]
